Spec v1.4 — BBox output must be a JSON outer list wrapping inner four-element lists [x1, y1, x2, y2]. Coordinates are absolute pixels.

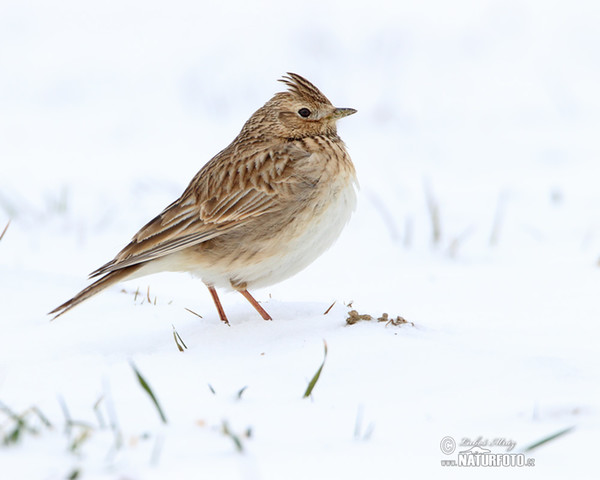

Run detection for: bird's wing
[[90, 142, 312, 277]]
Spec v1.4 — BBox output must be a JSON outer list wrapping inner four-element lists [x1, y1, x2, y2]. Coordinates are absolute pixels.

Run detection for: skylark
[[50, 73, 357, 324]]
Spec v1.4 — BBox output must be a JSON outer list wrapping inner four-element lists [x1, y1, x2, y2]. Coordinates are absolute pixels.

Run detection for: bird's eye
[[298, 108, 311, 118]]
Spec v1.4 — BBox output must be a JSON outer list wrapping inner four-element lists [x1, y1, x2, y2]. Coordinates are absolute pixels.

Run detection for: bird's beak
[[331, 107, 357, 120]]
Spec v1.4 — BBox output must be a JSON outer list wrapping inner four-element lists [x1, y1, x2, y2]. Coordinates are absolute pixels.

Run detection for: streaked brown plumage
[[50, 73, 357, 324]]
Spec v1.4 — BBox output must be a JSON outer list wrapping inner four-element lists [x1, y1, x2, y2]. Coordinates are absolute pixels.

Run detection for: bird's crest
[[278, 73, 332, 105]]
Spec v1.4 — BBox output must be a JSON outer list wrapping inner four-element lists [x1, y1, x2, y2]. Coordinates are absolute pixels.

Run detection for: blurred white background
[[2, 0, 599, 258]]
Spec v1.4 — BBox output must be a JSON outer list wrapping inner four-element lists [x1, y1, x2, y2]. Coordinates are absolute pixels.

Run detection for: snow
[[1, 0, 599, 478]]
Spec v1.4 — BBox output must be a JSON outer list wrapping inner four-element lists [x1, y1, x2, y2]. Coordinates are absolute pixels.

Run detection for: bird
[[50, 73, 357, 325]]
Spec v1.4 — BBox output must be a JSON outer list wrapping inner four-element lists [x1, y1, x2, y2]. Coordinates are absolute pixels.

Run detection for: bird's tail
[[49, 265, 142, 319]]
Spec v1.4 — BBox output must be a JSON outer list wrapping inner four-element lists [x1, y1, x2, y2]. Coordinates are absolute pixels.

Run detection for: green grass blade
[[172, 324, 188, 352], [303, 340, 328, 399], [237, 386, 248, 399], [523, 426, 575, 452], [130, 362, 167, 424], [221, 421, 244, 452], [0, 401, 52, 445]]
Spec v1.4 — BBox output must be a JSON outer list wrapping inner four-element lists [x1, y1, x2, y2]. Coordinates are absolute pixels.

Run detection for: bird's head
[[244, 73, 356, 140]]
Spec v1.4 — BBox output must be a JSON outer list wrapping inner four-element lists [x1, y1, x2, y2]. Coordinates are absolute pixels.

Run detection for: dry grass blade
[[403, 216, 413, 247], [93, 396, 106, 428], [490, 191, 507, 246], [151, 433, 165, 466], [323, 300, 336, 315], [303, 340, 328, 399], [447, 226, 474, 258], [69, 427, 92, 453], [523, 426, 575, 452], [172, 324, 188, 352], [354, 406, 376, 441], [424, 178, 442, 246], [58, 395, 73, 434], [184, 307, 203, 318], [101, 379, 123, 455], [30, 406, 52, 428], [0, 220, 9, 242], [354, 405, 365, 439], [130, 362, 168, 424]]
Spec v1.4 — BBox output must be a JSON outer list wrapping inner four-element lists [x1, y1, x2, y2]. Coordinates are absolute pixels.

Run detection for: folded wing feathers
[[89, 210, 204, 277], [89, 142, 310, 277]]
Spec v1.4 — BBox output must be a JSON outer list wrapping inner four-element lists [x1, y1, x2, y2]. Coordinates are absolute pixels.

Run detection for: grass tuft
[[221, 420, 247, 453], [58, 396, 95, 453], [0, 401, 53, 446], [303, 340, 328, 399], [130, 362, 168, 424]]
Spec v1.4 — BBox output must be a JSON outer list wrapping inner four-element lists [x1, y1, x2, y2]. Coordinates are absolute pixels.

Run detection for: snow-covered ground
[[1, 0, 599, 478]]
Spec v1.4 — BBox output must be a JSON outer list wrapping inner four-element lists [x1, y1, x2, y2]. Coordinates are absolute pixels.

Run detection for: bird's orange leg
[[239, 289, 272, 320], [207, 286, 230, 325]]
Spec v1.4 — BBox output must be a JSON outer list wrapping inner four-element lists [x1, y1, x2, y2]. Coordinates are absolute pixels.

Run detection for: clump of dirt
[[346, 310, 413, 327]]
